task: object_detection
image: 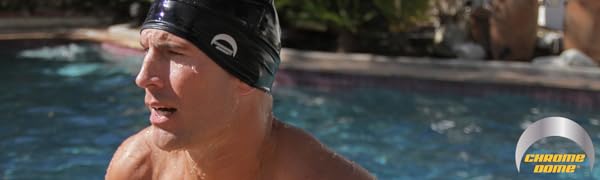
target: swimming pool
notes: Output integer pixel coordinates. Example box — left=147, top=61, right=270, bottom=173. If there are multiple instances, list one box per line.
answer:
left=1, top=42, right=599, bottom=179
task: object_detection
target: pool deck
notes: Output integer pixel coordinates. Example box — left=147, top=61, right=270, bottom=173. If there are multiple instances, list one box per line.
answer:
left=2, top=18, right=600, bottom=93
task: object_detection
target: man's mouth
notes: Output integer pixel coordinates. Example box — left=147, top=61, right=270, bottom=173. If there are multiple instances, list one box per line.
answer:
left=153, top=107, right=178, bottom=116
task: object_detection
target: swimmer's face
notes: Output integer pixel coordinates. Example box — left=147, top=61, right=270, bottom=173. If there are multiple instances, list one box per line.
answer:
left=137, top=29, right=241, bottom=150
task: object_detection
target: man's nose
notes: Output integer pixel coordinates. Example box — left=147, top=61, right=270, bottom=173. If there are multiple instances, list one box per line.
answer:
left=135, top=50, right=165, bottom=89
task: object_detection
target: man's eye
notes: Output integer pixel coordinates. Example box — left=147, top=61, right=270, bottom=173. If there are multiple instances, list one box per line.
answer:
left=169, top=50, right=183, bottom=56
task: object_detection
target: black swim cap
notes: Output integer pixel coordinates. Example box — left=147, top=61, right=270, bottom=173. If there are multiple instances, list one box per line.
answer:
left=141, top=0, right=282, bottom=92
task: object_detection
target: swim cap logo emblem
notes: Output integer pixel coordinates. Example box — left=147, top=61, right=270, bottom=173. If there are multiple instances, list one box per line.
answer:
left=515, top=117, right=595, bottom=173
left=211, top=34, right=238, bottom=58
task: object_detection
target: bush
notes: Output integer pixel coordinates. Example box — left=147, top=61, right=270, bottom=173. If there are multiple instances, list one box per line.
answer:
left=372, top=0, right=431, bottom=32
left=0, top=0, right=151, bottom=23
left=0, top=0, right=435, bottom=55
left=276, top=0, right=432, bottom=52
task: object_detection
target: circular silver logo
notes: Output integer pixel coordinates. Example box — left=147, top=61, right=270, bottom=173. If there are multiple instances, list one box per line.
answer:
left=211, top=34, right=238, bottom=58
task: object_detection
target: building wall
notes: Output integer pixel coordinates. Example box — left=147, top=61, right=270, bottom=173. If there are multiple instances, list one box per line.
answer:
left=538, top=0, right=566, bottom=30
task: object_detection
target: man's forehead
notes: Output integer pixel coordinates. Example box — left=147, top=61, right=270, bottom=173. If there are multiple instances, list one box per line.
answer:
left=141, top=29, right=191, bottom=47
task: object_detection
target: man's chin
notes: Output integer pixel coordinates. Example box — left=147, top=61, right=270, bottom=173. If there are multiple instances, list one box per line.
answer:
left=150, top=126, right=186, bottom=151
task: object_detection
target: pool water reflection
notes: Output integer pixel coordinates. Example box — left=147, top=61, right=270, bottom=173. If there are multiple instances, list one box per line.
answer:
left=1, top=43, right=599, bottom=179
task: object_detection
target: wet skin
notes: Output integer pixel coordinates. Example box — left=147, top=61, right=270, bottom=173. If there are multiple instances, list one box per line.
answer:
left=105, top=29, right=375, bottom=180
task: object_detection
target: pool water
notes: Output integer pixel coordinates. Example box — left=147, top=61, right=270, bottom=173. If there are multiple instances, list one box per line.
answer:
left=1, top=43, right=600, bottom=179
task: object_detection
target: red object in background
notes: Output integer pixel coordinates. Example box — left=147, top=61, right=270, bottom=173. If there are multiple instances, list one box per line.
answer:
left=489, top=0, right=538, bottom=61
left=564, top=0, right=600, bottom=63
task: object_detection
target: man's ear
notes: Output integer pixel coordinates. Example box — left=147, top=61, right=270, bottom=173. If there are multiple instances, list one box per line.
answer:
left=236, top=79, right=255, bottom=96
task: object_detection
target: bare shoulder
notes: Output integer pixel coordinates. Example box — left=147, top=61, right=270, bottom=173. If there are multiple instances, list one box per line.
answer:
left=105, top=126, right=153, bottom=180
left=269, top=121, right=376, bottom=180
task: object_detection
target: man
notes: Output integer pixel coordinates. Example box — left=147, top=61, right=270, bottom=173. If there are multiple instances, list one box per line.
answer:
left=105, top=0, right=375, bottom=179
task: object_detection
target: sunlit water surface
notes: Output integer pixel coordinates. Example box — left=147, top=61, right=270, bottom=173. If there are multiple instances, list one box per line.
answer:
left=1, top=43, right=600, bottom=179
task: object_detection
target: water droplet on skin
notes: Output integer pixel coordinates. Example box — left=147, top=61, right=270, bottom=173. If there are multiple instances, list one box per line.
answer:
left=150, top=77, right=160, bottom=82
left=171, top=63, right=184, bottom=74
left=175, top=63, right=183, bottom=68
left=192, top=66, right=199, bottom=74
left=351, top=164, right=358, bottom=172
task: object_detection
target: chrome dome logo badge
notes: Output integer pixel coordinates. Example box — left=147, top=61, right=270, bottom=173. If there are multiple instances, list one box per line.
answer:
left=515, top=117, right=595, bottom=173
left=211, top=34, right=238, bottom=58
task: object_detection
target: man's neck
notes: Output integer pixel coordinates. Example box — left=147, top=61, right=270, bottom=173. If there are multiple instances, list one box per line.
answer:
left=176, top=96, right=275, bottom=180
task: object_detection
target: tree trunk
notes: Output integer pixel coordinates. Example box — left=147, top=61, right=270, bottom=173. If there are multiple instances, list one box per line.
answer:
left=564, top=0, right=600, bottom=63
left=336, top=29, right=355, bottom=53
left=489, top=0, right=538, bottom=61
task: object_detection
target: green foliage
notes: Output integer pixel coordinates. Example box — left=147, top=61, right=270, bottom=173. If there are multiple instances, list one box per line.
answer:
left=276, top=0, right=432, bottom=33
left=372, top=0, right=431, bottom=32
left=0, top=0, right=150, bottom=15
left=276, top=0, right=376, bottom=33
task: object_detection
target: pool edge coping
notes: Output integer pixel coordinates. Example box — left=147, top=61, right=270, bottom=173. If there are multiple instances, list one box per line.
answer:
left=2, top=24, right=600, bottom=92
